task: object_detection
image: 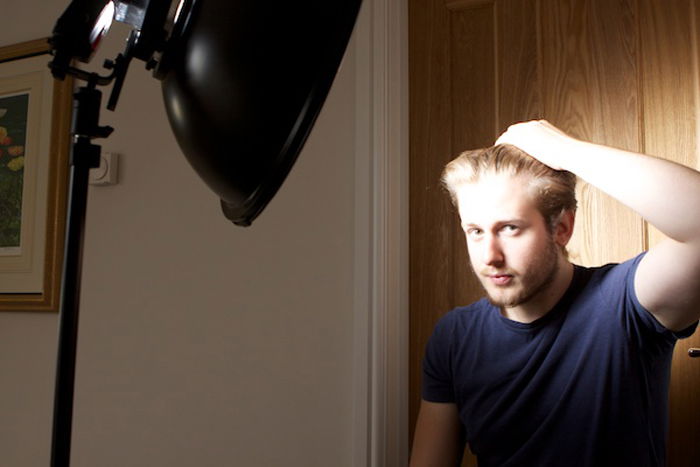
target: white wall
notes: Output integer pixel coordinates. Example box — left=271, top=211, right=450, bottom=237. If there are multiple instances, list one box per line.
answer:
left=0, top=1, right=384, bottom=466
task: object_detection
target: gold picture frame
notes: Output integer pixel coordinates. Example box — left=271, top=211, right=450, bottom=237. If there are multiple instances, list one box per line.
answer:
left=0, top=39, right=72, bottom=312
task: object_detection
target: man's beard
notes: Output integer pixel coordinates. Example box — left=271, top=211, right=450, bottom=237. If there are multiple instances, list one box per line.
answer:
left=474, top=238, right=560, bottom=309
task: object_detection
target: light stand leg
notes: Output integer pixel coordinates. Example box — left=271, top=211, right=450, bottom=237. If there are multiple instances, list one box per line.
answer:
left=50, top=86, right=108, bottom=467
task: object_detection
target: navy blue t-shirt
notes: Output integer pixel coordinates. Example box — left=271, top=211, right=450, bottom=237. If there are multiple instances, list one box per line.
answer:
left=422, top=254, right=697, bottom=467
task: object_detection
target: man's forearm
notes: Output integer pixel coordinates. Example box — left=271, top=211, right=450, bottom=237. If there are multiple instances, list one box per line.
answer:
left=410, top=400, right=463, bottom=467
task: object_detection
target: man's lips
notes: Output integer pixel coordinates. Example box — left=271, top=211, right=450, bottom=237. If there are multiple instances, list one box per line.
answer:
left=487, top=274, right=513, bottom=286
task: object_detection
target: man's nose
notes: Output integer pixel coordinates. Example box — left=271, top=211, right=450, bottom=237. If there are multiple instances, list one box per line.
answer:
left=483, top=234, right=504, bottom=267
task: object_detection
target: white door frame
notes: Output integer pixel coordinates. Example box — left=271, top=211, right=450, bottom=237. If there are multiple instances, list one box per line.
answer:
left=353, top=0, right=409, bottom=465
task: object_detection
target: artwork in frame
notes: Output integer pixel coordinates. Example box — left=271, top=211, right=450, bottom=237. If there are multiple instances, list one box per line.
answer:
left=0, top=39, right=72, bottom=312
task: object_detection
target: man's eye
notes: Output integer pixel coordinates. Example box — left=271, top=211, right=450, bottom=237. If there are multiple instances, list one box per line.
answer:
left=502, top=225, right=519, bottom=234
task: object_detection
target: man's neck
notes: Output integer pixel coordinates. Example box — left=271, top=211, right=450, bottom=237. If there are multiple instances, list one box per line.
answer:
left=502, top=259, right=574, bottom=324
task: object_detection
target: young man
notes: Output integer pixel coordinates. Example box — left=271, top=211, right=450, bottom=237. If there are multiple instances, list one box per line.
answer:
left=410, top=120, right=700, bottom=466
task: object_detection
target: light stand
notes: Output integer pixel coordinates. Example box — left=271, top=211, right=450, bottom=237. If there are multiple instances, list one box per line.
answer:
left=50, top=85, right=111, bottom=467
left=46, top=0, right=362, bottom=465
left=48, top=5, right=142, bottom=462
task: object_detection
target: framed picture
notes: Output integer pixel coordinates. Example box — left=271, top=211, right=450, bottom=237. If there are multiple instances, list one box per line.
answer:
left=0, top=39, right=72, bottom=312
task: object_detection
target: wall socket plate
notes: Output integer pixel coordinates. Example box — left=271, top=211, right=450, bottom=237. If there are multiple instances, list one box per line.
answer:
left=89, top=152, right=119, bottom=185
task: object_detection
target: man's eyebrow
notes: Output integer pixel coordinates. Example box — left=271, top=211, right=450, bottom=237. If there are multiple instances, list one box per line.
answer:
left=461, top=219, right=528, bottom=230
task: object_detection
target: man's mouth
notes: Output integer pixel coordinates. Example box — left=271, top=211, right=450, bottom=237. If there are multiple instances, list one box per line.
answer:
left=488, top=274, right=513, bottom=286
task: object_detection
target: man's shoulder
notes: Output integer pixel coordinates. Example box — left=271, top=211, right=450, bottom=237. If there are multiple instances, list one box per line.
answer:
left=571, top=253, right=645, bottom=294
left=579, top=252, right=645, bottom=272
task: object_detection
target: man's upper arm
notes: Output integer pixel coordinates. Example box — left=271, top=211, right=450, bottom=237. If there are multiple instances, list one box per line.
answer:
left=635, top=238, right=700, bottom=332
left=410, top=400, right=463, bottom=467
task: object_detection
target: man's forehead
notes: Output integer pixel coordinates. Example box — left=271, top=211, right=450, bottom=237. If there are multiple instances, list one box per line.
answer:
left=455, top=172, right=533, bottom=201
left=455, top=174, right=539, bottom=223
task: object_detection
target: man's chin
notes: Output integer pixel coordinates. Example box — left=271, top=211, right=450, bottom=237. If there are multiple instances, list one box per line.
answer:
left=486, top=294, right=521, bottom=308
left=482, top=284, right=522, bottom=308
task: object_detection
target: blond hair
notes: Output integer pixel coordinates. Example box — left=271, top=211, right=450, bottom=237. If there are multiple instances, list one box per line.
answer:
left=442, top=144, right=577, bottom=232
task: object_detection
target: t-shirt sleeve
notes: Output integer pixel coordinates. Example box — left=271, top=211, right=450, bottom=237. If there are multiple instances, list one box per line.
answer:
left=614, top=253, right=698, bottom=341
left=422, top=312, right=457, bottom=403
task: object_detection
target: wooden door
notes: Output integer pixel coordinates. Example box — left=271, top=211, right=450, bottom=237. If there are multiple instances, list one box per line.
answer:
left=409, top=0, right=700, bottom=465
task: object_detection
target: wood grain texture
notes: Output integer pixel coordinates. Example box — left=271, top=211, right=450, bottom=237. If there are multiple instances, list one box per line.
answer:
left=497, top=0, right=542, bottom=128
left=408, top=0, right=458, bottom=448
left=539, top=0, right=644, bottom=266
left=445, top=0, right=494, bottom=11
left=638, top=1, right=700, bottom=465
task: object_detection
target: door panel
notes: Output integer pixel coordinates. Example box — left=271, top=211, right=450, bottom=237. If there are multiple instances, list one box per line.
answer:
left=409, top=1, right=700, bottom=465
left=535, top=0, right=645, bottom=265
left=638, top=2, right=700, bottom=465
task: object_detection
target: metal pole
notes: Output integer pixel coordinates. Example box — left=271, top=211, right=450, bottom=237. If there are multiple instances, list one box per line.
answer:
left=50, top=86, right=107, bottom=467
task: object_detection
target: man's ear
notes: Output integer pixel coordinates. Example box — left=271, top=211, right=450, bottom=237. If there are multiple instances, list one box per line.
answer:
left=554, top=210, right=575, bottom=247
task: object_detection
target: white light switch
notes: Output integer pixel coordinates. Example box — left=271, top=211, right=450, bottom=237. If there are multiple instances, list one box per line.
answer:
left=89, top=152, right=119, bottom=185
